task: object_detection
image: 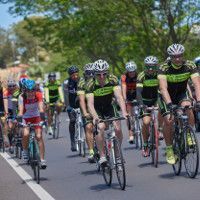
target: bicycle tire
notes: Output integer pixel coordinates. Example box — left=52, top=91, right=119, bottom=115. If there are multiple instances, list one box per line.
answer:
left=102, top=141, right=112, bottom=186
left=172, top=125, right=182, bottom=175
left=0, top=125, right=5, bottom=153
left=52, top=112, right=56, bottom=139
left=55, top=114, right=60, bottom=139
left=113, top=138, right=126, bottom=190
left=183, top=125, right=199, bottom=178
left=34, top=139, right=41, bottom=184
left=153, top=123, right=159, bottom=168
left=135, top=119, right=142, bottom=150
left=150, top=124, right=155, bottom=165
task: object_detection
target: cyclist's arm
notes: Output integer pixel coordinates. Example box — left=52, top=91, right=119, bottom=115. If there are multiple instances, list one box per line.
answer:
left=121, top=76, right=127, bottom=101
left=136, top=84, right=143, bottom=105
left=158, top=75, right=172, bottom=104
left=18, top=95, right=24, bottom=116
left=44, top=87, right=49, bottom=103
left=78, top=93, right=88, bottom=116
left=191, top=75, right=200, bottom=101
left=86, top=93, right=98, bottom=119
left=113, top=86, right=127, bottom=116
left=58, top=85, right=64, bottom=103
left=38, top=101, right=44, bottom=113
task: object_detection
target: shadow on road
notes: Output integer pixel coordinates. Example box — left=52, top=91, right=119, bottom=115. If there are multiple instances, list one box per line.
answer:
left=138, top=160, right=166, bottom=168
left=21, top=177, right=49, bottom=184
left=89, top=183, right=120, bottom=191
left=123, top=146, right=136, bottom=151
left=81, top=169, right=100, bottom=176
left=66, top=154, right=80, bottom=158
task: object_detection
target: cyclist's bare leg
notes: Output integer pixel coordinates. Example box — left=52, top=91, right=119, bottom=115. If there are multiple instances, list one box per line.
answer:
left=126, top=103, right=134, bottom=139
left=47, top=106, right=53, bottom=127
left=96, top=122, right=106, bottom=157
left=113, top=120, right=123, bottom=144
left=181, top=100, right=195, bottom=127
left=22, top=127, right=29, bottom=150
left=35, top=128, right=45, bottom=160
left=85, top=122, right=94, bottom=151
left=162, top=114, right=173, bottom=146
left=142, top=116, right=151, bottom=143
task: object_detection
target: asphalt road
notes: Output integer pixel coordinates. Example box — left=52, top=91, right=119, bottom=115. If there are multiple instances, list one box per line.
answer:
left=1, top=112, right=200, bottom=200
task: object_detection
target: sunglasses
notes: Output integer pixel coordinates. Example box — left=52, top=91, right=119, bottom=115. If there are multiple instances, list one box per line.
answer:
left=85, top=71, right=94, bottom=76
left=95, top=72, right=107, bottom=77
left=170, top=54, right=183, bottom=59
left=144, top=66, right=158, bottom=70
left=8, top=85, right=16, bottom=88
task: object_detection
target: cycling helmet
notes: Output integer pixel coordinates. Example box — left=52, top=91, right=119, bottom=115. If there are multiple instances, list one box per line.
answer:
left=48, top=72, right=56, bottom=79
left=84, top=63, right=94, bottom=72
left=24, top=79, right=36, bottom=91
left=194, top=56, right=200, bottom=66
left=125, top=61, right=137, bottom=72
left=93, top=59, right=109, bottom=72
left=144, top=56, right=158, bottom=65
left=68, top=65, right=79, bottom=75
left=19, top=78, right=28, bottom=89
left=7, top=79, right=17, bottom=87
left=167, top=44, right=185, bottom=56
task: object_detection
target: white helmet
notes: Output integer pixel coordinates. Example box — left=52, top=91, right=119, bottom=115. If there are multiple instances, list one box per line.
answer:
left=84, top=63, right=94, bottom=72
left=167, top=43, right=185, bottom=56
left=94, top=59, right=109, bottom=72
left=7, top=79, right=17, bottom=87
left=144, top=56, right=158, bottom=65
left=125, top=61, right=137, bottom=72
left=194, top=56, right=200, bottom=65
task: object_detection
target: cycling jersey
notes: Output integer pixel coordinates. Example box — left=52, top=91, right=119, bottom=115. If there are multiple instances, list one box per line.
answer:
left=86, top=74, right=119, bottom=118
left=44, top=80, right=64, bottom=103
left=18, top=92, right=43, bottom=119
left=64, top=78, right=79, bottom=108
left=158, top=60, right=199, bottom=101
left=137, top=71, right=159, bottom=100
left=121, top=73, right=137, bottom=101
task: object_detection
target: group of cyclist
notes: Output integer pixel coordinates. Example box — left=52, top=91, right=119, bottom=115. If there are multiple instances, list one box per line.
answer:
left=0, top=42, right=200, bottom=173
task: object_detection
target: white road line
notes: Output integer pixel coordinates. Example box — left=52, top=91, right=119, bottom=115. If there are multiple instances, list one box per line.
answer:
left=0, top=152, right=55, bottom=200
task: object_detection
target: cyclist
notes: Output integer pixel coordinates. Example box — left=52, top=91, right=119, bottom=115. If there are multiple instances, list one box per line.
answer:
left=121, top=61, right=137, bottom=144
left=86, top=59, right=128, bottom=166
left=64, top=66, right=80, bottom=151
left=44, top=72, right=64, bottom=135
left=77, top=63, right=95, bottom=162
left=136, top=56, right=159, bottom=157
left=3, top=79, right=20, bottom=153
left=158, top=43, right=200, bottom=165
left=17, top=79, right=47, bottom=169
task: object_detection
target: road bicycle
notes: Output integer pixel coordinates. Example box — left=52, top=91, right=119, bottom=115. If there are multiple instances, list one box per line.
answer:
left=49, top=103, right=61, bottom=139
left=74, top=108, right=86, bottom=157
left=146, top=106, right=159, bottom=168
left=95, top=117, right=126, bottom=190
left=171, top=105, right=199, bottom=178
left=131, top=100, right=143, bottom=149
left=19, top=122, right=44, bottom=184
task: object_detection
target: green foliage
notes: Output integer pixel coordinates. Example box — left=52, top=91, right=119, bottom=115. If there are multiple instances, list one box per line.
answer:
left=1, top=0, right=199, bottom=76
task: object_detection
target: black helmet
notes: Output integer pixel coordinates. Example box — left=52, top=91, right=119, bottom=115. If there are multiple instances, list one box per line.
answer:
left=48, top=72, right=56, bottom=79
left=68, top=65, right=79, bottom=75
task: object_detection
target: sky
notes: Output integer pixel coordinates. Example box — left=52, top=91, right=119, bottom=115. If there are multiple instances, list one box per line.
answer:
left=0, top=3, right=23, bottom=29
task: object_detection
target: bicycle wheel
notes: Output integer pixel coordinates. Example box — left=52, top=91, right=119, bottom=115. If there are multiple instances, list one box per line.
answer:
left=34, top=140, right=41, bottom=184
left=172, top=126, right=182, bottom=175
left=102, top=141, right=112, bottom=186
left=136, top=119, right=142, bottom=150
left=113, top=138, right=126, bottom=190
left=93, top=145, right=100, bottom=172
left=52, top=112, right=56, bottom=139
left=153, top=123, right=159, bottom=168
left=184, top=126, right=199, bottom=178
left=0, top=124, right=4, bottom=153
left=150, top=124, right=155, bottom=165
left=55, top=114, right=60, bottom=139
